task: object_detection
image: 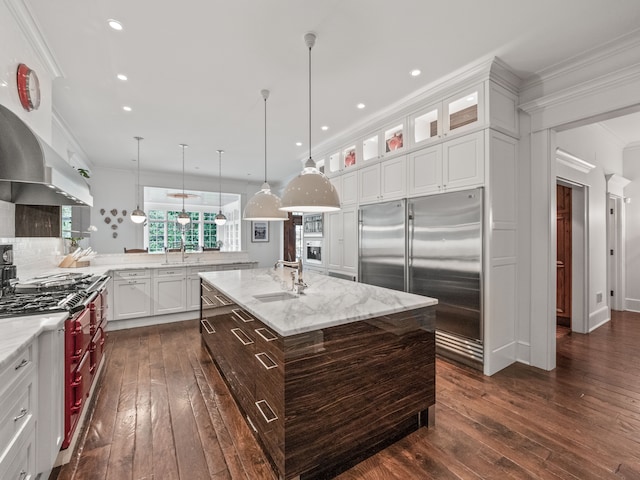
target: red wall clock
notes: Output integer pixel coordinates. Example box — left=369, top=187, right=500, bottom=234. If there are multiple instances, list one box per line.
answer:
left=16, top=63, right=41, bottom=111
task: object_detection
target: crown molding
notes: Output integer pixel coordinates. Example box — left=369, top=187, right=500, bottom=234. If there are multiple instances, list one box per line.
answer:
left=4, top=0, right=64, bottom=77
left=555, top=148, right=595, bottom=174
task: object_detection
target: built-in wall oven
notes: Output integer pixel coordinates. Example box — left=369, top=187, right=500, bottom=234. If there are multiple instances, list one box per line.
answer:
left=304, top=239, right=323, bottom=265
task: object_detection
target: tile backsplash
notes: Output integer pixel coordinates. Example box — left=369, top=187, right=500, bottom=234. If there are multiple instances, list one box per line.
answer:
left=0, top=237, right=64, bottom=277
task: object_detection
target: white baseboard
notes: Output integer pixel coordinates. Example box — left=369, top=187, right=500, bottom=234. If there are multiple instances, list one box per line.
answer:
left=107, top=311, right=199, bottom=331
left=589, top=305, right=610, bottom=332
left=516, top=341, right=531, bottom=365
left=625, top=298, right=640, bottom=312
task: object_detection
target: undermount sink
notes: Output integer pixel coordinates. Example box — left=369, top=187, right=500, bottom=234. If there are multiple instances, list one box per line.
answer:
left=253, top=291, right=298, bottom=303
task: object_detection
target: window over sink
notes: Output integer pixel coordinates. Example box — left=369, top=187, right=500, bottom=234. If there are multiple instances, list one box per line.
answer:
left=143, top=187, right=242, bottom=253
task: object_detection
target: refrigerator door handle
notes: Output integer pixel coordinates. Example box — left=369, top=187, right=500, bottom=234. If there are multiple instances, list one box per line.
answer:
left=407, top=203, right=414, bottom=292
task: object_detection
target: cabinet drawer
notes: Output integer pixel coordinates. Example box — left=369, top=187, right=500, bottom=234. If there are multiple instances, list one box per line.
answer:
left=201, top=282, right=234, bottom=308
left=0, top=343, right=34, bottom=399
left=156, top=267, right=185, bottom=277
left=253, top=384, right=284, bottom=471
left=112, top=269, right=150, bottom=280
left=0, top=375, right=34, bottom=461
left=0, top=418, right=35, bottom=480
left=188, top=265, right=218, bottom=275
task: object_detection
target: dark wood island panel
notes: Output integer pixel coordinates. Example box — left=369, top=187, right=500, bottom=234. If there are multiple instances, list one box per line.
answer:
left=200, top=279, right=436, bottom=480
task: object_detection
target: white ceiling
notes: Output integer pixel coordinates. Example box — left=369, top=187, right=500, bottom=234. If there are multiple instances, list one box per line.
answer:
left=25, top=0, right=640, bottom=186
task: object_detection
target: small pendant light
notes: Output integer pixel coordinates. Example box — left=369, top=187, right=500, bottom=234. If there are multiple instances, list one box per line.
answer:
left=215, top=149, right=227, bottom=226
left=130, top=136, right=147, bottom=223
left=280, top=32, right=340, bottom=213
left=243, top=89, right=288, bottom=221
left=177, top=143, right=191, bottom=226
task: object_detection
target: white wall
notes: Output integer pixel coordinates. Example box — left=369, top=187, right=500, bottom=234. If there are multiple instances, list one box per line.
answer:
left=88, top=166, right=281, bottom=267
left=556, top=123, right=625, bottom=330
left=623, top=145, right=640, bottom=311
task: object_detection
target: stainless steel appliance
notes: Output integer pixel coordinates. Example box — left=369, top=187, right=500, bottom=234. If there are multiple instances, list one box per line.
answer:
left=359, top=188, right=483, bottom=368
left=304, top=239, right=323, bottom=265
left=0, top=244, right=16, bottom=297
left=0, top=243, right=13, bottom=264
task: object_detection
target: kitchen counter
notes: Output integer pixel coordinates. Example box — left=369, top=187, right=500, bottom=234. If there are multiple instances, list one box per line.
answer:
left=199, top=267, right=436, bottom=336
left=0, top=312, right=67, bottom=370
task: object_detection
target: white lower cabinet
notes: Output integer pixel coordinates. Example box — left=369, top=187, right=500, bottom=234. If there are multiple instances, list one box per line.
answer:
left=0, top=341, right=37, bottom=478
left=113, top=274, right=152, bottom=320
left=152, top=267, right=186, bottom=315
left=327, top=206, right=358, bottom=276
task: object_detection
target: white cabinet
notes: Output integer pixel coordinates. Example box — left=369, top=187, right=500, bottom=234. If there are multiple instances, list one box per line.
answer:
left=152, top=267, right=186, bottom=315
left=113, top=269, right=152, bottom=320
left=408, top=131, right=484, bottom=196
left=36, top=318, right=65, bottom=479
left=331, top=170, right=358, bottom=206
left=409, top=84, right=485, bottom=148
left=327, top=206, right=358, bottom=275
left=187, top=266, right=219, bottom=311
left=358, top=156, right=406, bottom=204
left=0, top=341, right=37, bottom=478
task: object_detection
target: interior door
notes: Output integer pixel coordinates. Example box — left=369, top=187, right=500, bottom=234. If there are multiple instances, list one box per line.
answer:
left=556, top=184, right=572, bottom=327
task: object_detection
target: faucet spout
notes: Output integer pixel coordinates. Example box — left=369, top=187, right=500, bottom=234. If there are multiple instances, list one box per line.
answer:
left=274, top=259, right=307, bottom=294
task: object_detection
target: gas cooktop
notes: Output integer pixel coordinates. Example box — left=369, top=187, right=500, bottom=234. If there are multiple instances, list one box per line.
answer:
left=0, top=273, right=109, bottom=319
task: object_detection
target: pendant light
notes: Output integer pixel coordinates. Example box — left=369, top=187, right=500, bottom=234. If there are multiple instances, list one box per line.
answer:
left=177, top=144, right=191, bottom=226
left=215, top=149, right=227, bottom=226
left=130, top=136, right=147, bottom=223
left=243, top=89, right=288, bottom=221
left=280, top=32, right=340, bottom=213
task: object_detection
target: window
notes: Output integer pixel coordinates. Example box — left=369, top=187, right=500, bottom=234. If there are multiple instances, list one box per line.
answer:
left=61, top=206, right=73, bottom=239
left=143, top=187, right=242, bottom=253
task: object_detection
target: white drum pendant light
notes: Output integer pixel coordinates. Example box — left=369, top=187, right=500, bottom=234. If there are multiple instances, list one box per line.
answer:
left=130, top=136, right=147, bottom=223
left=177, top=144, right=191, bottom=226
left=280, top=32, right=340, bottom=213
left=215, top=150, right=227, bottom=226
left=243, top=89, right=288, bottom=221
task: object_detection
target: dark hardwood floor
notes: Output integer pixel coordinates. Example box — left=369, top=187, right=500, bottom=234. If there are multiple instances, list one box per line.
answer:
left=53, top=311, right=640, bottom=480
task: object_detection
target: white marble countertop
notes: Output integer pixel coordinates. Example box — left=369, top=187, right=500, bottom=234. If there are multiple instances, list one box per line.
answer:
left=0, top=312, right=68, bottom=371
left=199, top=268, right=437, bottom=336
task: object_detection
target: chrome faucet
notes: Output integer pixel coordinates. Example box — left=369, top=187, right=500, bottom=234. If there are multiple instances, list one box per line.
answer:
left=274, top=259, right=307, bottom=294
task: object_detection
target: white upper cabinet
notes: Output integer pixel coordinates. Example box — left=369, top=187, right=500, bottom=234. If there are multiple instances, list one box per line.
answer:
left=443, top=85, right=484, bottom=137
left=408, top=131, right=485, bottom=196
left=359, top=156, right=406, bottom=204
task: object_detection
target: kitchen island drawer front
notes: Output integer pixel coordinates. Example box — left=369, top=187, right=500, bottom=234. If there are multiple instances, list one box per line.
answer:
left=0, top=342, right=34, bottom=399
left=201, top=281, right=234, bottom=308
left=113, top=269, right=150, bottom=280
left=0, top=374, right=35, bottom=461
left=253, top=383, right=284, bottom=473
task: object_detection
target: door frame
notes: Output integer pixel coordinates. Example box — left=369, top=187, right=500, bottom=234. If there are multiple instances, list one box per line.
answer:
left=607, top=193, right=626, bottom=312
left=557, top=178, right=589, bottom=334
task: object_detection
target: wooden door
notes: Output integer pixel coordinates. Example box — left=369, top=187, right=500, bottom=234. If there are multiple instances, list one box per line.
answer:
left=283, top=214, right=302, bottom=262
left=556, top=184, right=572, bottom=327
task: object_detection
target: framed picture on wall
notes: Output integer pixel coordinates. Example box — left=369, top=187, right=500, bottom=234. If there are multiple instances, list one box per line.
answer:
left=251, top=221, right=269, bottom=242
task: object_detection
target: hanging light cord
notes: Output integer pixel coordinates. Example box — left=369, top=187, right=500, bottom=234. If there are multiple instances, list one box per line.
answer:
left=264, top=93, right=268, bottom=183
left=308, top=41, right=312, bottom=163
left=135, top=136, right=142, bottom=206
left=181, top=145, right=186, bottom=211
left=218, top=151, right=223, bottom=213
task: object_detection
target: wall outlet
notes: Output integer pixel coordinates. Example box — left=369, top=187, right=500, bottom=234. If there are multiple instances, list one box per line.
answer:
left=596, top=292, right=603, bottom=303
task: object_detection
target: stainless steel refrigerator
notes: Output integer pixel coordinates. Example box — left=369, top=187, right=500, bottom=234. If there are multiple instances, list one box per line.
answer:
left=359, top=188, right=483, bottom=368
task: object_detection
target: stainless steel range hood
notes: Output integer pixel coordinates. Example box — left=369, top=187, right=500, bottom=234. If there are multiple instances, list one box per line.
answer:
left=0, top=104, right=93, bottom=206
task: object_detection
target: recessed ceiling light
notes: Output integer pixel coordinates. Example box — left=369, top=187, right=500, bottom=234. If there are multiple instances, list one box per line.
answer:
left=117, top=74, right=128, bottom=81
left=357, top=103, right=366, bottom=109
left=122, top=106, right=132, bottom=112
left=410, top=69, right=421, bottom=77
left=295, top=142, right=302, bottom=146
left=108, top=19, right=123, bottom=31
left=321, top=126, right=329, bottom=131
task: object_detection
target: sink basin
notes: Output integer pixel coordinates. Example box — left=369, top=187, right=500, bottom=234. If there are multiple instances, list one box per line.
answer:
left=253, top=291, right=298, bottom=303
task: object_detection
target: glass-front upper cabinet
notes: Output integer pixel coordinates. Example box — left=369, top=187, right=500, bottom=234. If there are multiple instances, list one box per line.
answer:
left=411, top=104, right=441, bottom=146
left=444, top=85, right=484, bottom=135
left=362, top=134, right=379, bottom=162
left=328, top=151, right=341, bottom=175
left=384, top=123, right=404, bottom=154
left=316, top=158, right=325, bottom=174
left=342, top=145, right=357, bottom=169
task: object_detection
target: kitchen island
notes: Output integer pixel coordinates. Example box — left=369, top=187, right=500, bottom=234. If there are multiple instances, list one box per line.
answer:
left=199, top=267, right=437, bottom=480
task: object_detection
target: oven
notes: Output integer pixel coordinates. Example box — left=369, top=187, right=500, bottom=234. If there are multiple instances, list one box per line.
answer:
left=0, top=272, right=111, bottom=450
left=304, top=239, right=323, bottom=265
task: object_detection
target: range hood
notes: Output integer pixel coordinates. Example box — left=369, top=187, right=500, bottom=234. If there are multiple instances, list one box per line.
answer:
left=0, top=104, right=93, bottom=206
